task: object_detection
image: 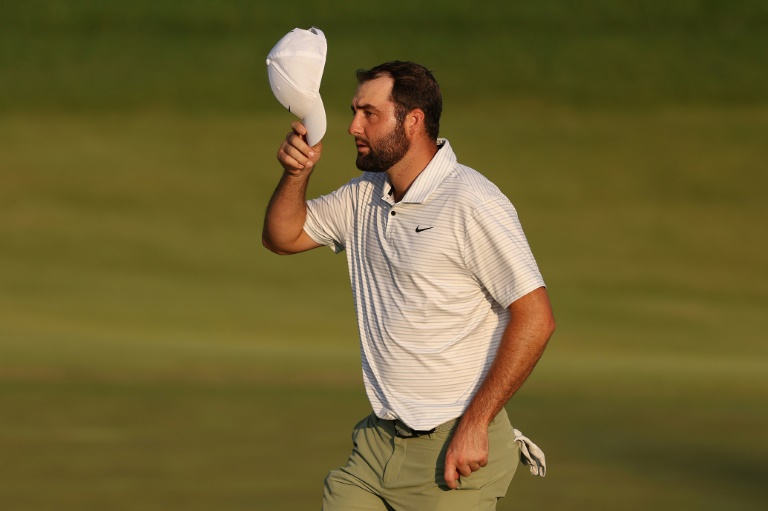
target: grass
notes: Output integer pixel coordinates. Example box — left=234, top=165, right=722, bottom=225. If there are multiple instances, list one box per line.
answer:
left=1, top=1, right=767, bottom=509
left=1, top=1, right=767, bottom=111
left=2, top=105, right=766, bottom=510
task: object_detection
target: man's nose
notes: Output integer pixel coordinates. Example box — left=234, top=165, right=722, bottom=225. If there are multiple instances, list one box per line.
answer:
left=349, top=114, right=363, bottom=136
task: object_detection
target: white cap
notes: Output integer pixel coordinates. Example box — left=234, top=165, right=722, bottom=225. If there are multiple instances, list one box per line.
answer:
left=266, top=27, right=327, bottom=146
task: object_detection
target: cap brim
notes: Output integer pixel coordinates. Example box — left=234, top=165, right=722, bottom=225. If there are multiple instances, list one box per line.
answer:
left=303, top=98, right=326, bottom=147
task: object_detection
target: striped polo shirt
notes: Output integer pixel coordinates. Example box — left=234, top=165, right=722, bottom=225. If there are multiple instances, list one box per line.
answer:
left=304, top=139, right=545, bottom=430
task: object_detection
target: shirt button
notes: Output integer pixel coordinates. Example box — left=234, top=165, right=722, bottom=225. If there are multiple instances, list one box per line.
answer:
left=390, top=211, right=396, bottom=216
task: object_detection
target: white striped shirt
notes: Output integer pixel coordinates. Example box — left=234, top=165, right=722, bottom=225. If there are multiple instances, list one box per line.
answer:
left=304, top=139, right=545, bottom=430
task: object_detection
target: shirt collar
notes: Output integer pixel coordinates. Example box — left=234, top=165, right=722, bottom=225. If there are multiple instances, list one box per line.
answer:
left=381, top=138, right=456, bottom=204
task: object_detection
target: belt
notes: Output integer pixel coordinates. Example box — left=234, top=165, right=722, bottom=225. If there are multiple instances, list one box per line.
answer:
left=393, top=417, right=460, bottom=438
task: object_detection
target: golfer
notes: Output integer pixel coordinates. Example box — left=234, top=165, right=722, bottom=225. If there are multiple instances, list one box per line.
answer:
left=262, top=60, right=555, bottom=511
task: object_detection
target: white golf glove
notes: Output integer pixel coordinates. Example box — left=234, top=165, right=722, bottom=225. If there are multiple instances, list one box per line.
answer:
left=513, top=429, right=547, bottom=477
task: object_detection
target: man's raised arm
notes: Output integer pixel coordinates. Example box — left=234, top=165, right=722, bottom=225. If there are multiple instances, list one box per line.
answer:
left=262, top=121, right=324, bottom=255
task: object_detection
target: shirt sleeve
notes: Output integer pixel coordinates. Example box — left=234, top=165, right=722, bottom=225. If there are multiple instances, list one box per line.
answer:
left=303, top=180, right=356, bottom=254
left=463, top=197, right=546, bottom=308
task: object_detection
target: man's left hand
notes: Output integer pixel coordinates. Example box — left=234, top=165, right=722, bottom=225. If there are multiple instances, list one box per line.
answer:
left=443, top=422, right=489, bottom=489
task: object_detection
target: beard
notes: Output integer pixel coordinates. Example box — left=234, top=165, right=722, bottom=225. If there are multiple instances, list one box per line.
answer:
left=355, top=121, right=410, bottom=173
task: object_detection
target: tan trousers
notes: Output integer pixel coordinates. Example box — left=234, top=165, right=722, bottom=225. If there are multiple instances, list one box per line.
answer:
left=322, top=408, right=519, bottom=511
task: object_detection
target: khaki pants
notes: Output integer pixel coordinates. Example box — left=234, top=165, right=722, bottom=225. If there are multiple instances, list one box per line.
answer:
left=322, top=408, right=519, bottom=511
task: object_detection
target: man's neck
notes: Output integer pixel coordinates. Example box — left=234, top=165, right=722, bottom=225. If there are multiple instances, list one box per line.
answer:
left=387, top=140, right=439, bottom=202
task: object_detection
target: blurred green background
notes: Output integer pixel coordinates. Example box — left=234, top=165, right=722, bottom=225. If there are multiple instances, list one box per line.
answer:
left=1, top=1, right=767, bottom=509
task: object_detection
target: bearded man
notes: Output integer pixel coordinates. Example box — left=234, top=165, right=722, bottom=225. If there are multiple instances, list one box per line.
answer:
left=262, top=60, right=555, bottom=511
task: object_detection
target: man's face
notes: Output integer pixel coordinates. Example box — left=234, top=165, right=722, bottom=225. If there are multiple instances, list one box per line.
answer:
left=349, top=76, right=410, bottom=173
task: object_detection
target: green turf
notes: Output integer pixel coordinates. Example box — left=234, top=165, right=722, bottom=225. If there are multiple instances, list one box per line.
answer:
left=1, top=1, right=767, bottom=509
left=2, top=0, right=767, bottom=111
left=2, top=106, right=766, bottom=510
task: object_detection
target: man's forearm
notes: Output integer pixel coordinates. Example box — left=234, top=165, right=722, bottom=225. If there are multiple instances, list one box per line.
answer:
left=263, top=121, right=323, bottom=255
left=262, top=171, right=312, bottom=254
left=461, top=287, right=555, bottom=428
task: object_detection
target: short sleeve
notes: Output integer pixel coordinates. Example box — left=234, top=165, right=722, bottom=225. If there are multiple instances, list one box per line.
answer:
left=463, top=197, right=545, bottom=307
left=304, top=181, right=356, bottom=254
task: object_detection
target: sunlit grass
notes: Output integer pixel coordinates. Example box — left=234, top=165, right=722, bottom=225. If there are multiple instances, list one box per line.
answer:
left=1, top=105, right=766, bottom=510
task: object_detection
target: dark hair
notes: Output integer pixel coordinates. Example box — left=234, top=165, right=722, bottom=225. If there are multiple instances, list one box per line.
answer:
left=355, top=61, right=442, bottom=141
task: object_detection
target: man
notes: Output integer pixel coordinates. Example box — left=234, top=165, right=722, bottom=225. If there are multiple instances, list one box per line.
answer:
left=262, top=61, right=555, bottom=511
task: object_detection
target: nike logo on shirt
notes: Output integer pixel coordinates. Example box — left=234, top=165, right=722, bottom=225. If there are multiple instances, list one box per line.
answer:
left=415, top=226, right=434, bottom=233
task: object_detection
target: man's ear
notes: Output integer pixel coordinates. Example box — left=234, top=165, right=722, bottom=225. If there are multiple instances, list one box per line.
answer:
left=404, top=108, right=426, bottom=137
